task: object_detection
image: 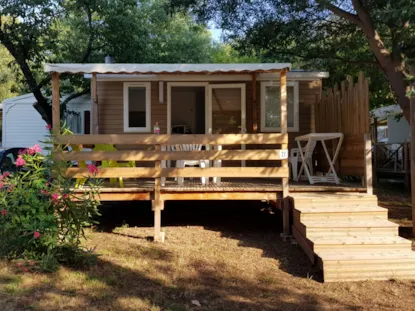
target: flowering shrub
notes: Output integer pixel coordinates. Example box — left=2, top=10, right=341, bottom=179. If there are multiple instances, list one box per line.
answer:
left=0, top=126, right=101, bottom=270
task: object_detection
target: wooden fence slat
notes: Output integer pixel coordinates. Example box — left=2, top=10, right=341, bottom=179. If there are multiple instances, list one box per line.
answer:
left=55, top=133, right=288, bottom=145
left=59, top=149, right=287, bottom=162
left=66, top=167, right=290, bottom=178
left=340, top=80, right=346, bottom=133
left=315, top=72, right=370, bottom=180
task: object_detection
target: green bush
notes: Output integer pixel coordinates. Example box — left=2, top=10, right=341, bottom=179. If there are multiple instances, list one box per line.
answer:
left=0, top=127, right=101, bottom=271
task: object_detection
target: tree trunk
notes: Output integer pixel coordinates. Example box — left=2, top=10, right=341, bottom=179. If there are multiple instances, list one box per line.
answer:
left=351, top=0, right=410, bottom=121
left=409, top=67, right=415, bottom=237
left=0, top=35, right=53, bottom=124
left=379, top=62, right=410, bottom=122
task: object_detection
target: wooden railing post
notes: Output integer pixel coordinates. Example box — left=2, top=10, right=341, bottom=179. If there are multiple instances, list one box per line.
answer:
left=91, top=73, right=99, bottom=134
left=52, top=72, right=60, bottom=133
left=153, top=143, right=164, bottom=242
left=280, top=69, right=291, bottom=237
left=364, top=133, right=373, bottom=195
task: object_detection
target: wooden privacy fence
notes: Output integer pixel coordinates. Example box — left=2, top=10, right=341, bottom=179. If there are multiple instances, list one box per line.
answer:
left=314, top=72, right=372, bottom=192
left=56, top=133, right=289, bottom=181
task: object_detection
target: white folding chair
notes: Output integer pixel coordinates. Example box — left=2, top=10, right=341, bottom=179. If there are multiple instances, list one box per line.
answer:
left=289, top=140, right=316, bottom=181
left=172, top=144, right=208, bottom=186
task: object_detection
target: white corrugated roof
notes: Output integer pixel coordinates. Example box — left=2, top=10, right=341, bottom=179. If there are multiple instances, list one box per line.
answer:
left=44, top=63, right=291, bottom=74
left=371, top=104, right=402, bottom=120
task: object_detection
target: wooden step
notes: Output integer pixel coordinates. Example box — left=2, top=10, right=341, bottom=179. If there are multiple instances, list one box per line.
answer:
left=293, top=194, right=378, bottom=208
left=296, top=220, right=399, bottom=238
left=294, top=205, right=387, bottom=214
left=320, top=251, right=415, bottom=282
left=312, top=236, right=411, bottom=252
left=319, top=250, right=415, bottom=262
left=296, top=209, right=388, bottom=222
left=290, top=192, right=415, bottom=282
left=323, top=270, right=415, bottom=282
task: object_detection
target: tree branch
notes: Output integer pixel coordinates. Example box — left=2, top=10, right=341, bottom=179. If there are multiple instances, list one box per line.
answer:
left=321, top=2, right=362, bottom=27
left=269, top=48, right=379, bottom=66
left=61, top=89, right=90, bottom=108
left=80, top=3, right=94, bottom=63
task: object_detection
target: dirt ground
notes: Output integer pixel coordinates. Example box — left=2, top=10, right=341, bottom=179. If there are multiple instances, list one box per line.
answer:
left=1, top=187, right=415, bottom=311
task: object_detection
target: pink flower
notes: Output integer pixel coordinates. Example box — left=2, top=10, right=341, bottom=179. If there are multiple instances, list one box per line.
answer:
left=3, top=172, right=10, bottom=178
left=51, top=193, right=59, bottom=202
left=15, top=157, right=25, bottom=167
left=22, top=267, right=28, bottom=273
left=33, top=231, right=40, bottom=239
left=63, top=194, right=69, bottom=199
left=16, top=262, right=22, bottom=267
left=87, top=164, right=99, bottom=175
left=46, top=124, right=52, bottom=130
left=40, top=189, right=50, bottom=196
left=28, top=144, right=41, bottom=155
left=7, top=184, right=14, bottom=193
left=46, top=182, right=50, bottom=187
left=18, top=149, right=27, bottom=155
left=1, top=210, right=7, bottom=216
left=0, top=183, right=3, bottom=189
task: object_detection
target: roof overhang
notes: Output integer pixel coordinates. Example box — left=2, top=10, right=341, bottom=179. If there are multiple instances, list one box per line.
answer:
left=44, top=63, right=291, bottom=75
left=83, top=71, right=329, bottom=81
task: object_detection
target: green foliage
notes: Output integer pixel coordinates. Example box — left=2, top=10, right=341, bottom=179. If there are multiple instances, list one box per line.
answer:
left=0, top=128, right=101, bottom=271
left=210, top=44, right=259, bottom=63
left=0, top=0, right=219, bottom=122
left=169, top=0, right=415, bottom=110
left=0, top=45, right=23, bottom=102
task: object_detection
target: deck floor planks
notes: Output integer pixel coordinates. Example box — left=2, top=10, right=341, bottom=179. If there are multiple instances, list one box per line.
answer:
left=72, top=178, right=365, bottom=194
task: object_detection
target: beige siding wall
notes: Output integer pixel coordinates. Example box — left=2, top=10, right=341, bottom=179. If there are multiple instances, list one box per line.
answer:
left=97, top=79, right=321, bottom=144
left=97, top=81, right=168, bottom=134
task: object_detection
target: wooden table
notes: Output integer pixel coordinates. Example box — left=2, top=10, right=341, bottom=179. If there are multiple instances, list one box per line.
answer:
left=295, top=133, right=344, bottom=184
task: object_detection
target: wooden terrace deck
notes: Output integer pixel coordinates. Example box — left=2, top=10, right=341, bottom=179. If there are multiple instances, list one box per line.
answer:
left=73, top=179, right=366, bottom=199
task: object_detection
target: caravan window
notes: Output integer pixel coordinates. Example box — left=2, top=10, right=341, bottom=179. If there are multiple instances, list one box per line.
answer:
left=66, top=112, right=82, bottom=134
left=123, top=82, right=151, bottom=132
left=260, top=81, right=299, bottom=132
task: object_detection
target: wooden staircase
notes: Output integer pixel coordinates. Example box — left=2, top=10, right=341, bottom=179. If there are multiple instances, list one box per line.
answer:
left=291, top=193, right=415, bottom=282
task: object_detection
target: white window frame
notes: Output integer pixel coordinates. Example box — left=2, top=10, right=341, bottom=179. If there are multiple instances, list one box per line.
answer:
left=260, top=81, right=299, bottom=132
left=123, top=82, right=151, bottom=132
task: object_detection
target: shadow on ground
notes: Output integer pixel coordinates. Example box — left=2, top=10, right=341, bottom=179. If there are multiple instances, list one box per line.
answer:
left=6, top=246, right=357, bottom=311
left=96, top=200, right=321, bottom=280
left=1, top=201, right=376, bottom=311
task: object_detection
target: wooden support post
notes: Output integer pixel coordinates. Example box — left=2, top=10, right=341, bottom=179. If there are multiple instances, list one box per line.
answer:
left=280, top=69, right=290, bottom=237
left=364, top=133, right=373, bottom=195
left=91, top=73, right=99, bottom=134
left=52, top=72, right=60, bottom=133
left=153, top=144, right=165, bottom=242
left=252, top=73, right=258, bottom=133
left=410, top=72, right=415, bottom=237
left=373, top=117, right=378, bottom=185
left=153, top=200, right=164, bottom=242
left=282, top=197, right=291, bottom=239
left=280, top=69, right=289, bottom=198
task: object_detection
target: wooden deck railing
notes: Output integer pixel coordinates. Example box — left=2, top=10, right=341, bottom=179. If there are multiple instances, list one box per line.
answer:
left=55, top=133, right=289, bottom=181
left=374, top=142, right=410, bottom=174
